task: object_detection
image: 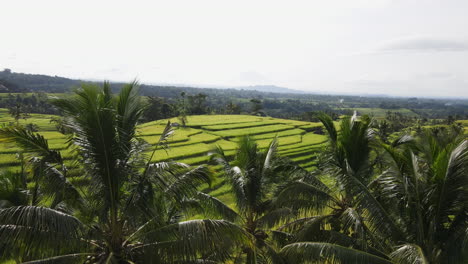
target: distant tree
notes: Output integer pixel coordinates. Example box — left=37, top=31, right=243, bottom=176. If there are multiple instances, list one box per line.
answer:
left=226, top=101, right=241, bottom=114
left=250, top=98, right=264, bottom=115
left=446, top=115, right=455, bottom=125
left=7, top=104, right=29, bottom=124
left=25, top=123, right=39, bottom=132
left=49, top=117, right=73, bottom=134
left=302, top=111, right=338, bottom=122
left=143, top=96, right=177, bottom=121
left=187, top=93, right=208, bottom=114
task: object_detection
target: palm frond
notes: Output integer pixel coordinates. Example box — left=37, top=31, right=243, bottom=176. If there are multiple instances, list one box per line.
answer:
left=389, top=244, right=428, bottom=264
left=208, top=144, right=232, bottom=171
left=390, top=134, right=414, bottom=148
left=134, top=219, right=252, bottom=263
left=276, top=181, right=334, bottom=212
left=293, top=215, right=333, bottom=242
left=0, top=206, right=85, bottom=259
left=316, top=112, right=338, bottom=144
left=257, top=207, right=294, bottom=229
left=22, top=253, right=93, bottom=264
left=431, top=140, right=468, bottom=231
left=165, top=165, right=212, bottom=200
left=280, top=242, right=393, bottom=264
left=31, top=161, right=82, bottom=208
left=116, top=81, right=145, bottom=160
left=0, top=126, right=62, bottom=163
left=195, top=192, right=240, bottom=222
left=264, top=137, right=279, bottom=169
left=144, top=121, right=175, bottom=176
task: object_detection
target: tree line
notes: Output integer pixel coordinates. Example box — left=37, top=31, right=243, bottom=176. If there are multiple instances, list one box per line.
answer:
left=2, top=69, right=468, bottom=120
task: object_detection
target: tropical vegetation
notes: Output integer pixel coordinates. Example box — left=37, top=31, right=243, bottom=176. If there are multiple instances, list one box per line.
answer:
left=0, top=81, right=466, bottom=263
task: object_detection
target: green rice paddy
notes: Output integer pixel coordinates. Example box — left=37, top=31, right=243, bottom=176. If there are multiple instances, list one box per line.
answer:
left=0, top=112, right=338, bottom=207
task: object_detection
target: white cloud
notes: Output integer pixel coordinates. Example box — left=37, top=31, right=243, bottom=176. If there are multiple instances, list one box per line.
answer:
left=378, top=36, right=468, bottom=52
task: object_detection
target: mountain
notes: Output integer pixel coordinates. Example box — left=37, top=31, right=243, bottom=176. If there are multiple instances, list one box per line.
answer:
left=0, top=78, right=30, bottom=93
left=233, top=85, right=306, bottom=94
left=0, top=69, right=80, bottom=93
left=0, top=69, right=309, bottom=96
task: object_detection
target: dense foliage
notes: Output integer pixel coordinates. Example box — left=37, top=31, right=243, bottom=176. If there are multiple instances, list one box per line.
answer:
left=0, top=81, right=467, bottom=263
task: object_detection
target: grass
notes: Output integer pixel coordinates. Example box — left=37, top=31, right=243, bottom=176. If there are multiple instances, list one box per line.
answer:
left=202, top=121, right=281, bottom=131
left=210, top=124, right=295, bottom=137
left=170, top=115, right=264, bottom=126
left=0, top=109, right=58, bottom=131
left=250, top=128, right=305, bottom=140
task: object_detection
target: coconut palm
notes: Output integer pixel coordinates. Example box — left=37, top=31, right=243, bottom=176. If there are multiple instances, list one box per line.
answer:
left=374, top=127, right=468, bottom=263
left=199, top=136, right=296, bottom=264
left=277, top=115, right=468, bottom=264
left=275, top=113, right=402, bottom=263
left=0, top=82, right=250, bottom=263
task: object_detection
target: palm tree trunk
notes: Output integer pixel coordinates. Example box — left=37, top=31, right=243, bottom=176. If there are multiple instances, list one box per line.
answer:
left=246, top=248, right=257, bottom=264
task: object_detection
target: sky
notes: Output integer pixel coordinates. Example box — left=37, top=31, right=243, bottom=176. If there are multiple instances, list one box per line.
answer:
left=1, top=0, right=468, bottom=97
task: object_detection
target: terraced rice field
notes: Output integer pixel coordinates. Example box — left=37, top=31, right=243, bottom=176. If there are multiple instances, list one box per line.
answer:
left=0, top=111, right=327, bottom=206
left=126, top=115, right=327, bottom=168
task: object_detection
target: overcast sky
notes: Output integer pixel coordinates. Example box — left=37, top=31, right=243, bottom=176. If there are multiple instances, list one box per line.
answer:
left=1, top=0, right=468, bottom=97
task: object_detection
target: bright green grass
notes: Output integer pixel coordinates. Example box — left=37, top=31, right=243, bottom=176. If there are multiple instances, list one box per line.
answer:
left=147, top=140, right=238, bottom=162
left=276, top=133, right=327, bottom=152
left=298, top=160, right=317, bottom=168
left=255, top=135, right=302, bottom=148
left=0, top=153, right=20, bottom=166
left=210, top=124, right=295, bottom=137
left=138, top=127, right=203, bottom=145
left=263, top=117, right=312, bottom=127
left=169, top=133, right=220, bottom=147
left=137, top=124, right=167, bottom=136
left=299, top=123, right=323, bottom=130
left=170, top=115, right=264, bottom=126
left=0, top=108, right=58, bottom=131
left=202, top=121, right=281, bottom=131
left=250, top=128, right=306, bottom=140
left=282, top=148, right=316, bottom=158
left=290, top=154, right=316, bottom=163
left=279, top=145, right=313, bottom=155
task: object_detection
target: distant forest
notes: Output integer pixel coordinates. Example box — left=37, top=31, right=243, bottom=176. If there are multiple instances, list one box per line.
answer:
left=1, top=68, right=468, bottom=120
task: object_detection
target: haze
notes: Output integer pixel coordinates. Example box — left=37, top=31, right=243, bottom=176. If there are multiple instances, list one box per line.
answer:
left=1, top=0, right=468, bottom=97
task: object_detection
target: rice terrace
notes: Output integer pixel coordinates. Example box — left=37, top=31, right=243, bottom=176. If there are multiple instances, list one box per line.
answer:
left=0, top=110, right=327, bottom=206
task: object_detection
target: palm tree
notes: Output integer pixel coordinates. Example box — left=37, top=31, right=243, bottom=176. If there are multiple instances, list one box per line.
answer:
left=374, top=126, right=468, bottom=263
left=199, top=136, right=296, bottom=264
left=0, top=170, right=28, bottom=208
left=0, top=82, right=250, bottom=263
left=277, top=115, right=468, bottom=264
left=275, top=113, right=401, bottom=263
